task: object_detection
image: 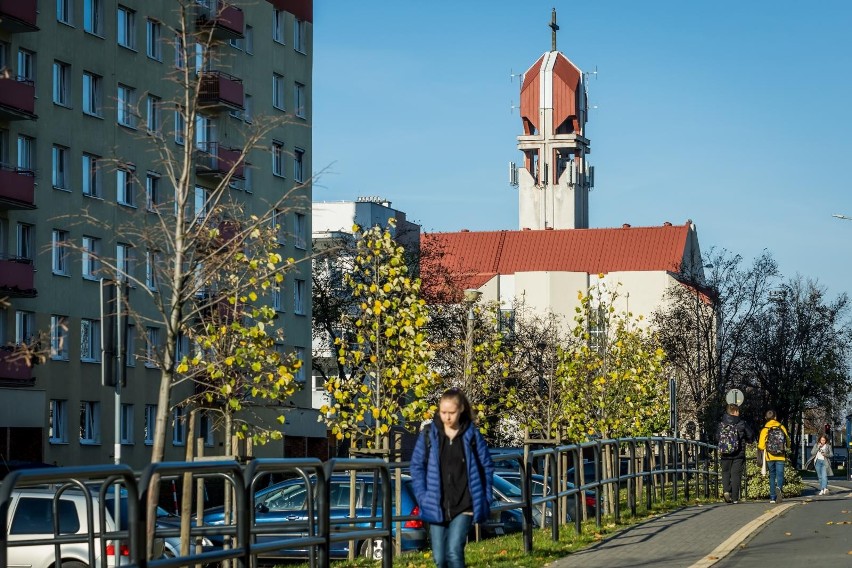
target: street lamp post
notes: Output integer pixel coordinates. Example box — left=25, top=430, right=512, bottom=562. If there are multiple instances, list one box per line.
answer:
left=462, top=289, right=482, bottom=392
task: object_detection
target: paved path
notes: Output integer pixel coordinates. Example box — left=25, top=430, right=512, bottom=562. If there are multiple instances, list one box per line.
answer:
left=549, top=478, right=852, bottom=568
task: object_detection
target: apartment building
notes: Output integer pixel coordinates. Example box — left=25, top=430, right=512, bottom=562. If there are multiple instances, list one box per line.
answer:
left=0, top=0, right=319, bottom=469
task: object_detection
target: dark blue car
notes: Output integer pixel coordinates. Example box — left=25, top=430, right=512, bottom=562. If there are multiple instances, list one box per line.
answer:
left=202, top=472, right=426, bottom=560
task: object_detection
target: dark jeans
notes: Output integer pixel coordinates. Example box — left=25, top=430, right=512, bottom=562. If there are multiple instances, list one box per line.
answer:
left=429, top=513, right=472, bottom=568
left=721, top=456, right=745, bottom=501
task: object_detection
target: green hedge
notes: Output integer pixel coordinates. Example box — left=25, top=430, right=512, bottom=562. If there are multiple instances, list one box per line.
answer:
left=742, top=446, right=803, bottom=500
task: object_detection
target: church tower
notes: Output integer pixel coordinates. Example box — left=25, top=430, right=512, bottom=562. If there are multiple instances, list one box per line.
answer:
left=512, top=10, right=593, bottom=230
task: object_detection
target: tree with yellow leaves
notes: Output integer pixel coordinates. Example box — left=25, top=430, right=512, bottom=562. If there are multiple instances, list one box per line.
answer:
left=321, top=220, right=437, bottom=453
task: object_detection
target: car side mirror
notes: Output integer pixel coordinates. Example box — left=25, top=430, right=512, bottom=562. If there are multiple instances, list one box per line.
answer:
left=256, top=503, right=269, bottom=514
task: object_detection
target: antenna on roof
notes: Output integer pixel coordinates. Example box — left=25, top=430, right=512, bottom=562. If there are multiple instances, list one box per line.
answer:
left=584, top=65, right=599, bottom=82
left=509, top=68, right=524, bottom=83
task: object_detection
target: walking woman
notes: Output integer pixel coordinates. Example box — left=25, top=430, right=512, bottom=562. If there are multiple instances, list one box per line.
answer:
left=410, top=388, right=494, bottom=568
left=811, top=433, right=834, bottom=495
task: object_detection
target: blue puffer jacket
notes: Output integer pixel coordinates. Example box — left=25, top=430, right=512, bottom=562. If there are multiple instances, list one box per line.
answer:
left=410, top=420, right=494, bottom=524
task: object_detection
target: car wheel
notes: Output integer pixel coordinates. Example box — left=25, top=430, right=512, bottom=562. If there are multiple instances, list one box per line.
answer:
left=359, top=537, right=393, bottom=560
left=161, top=548, right=175, bottom=558
left=60, top=562, right=88, bottom=568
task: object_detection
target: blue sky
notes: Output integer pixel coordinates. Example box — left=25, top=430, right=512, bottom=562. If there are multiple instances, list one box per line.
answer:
left=312, top=1, right=852, bottom=299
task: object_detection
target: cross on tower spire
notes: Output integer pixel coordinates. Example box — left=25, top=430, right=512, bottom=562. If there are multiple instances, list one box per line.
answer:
left=549, top=8, right=559, bottom=51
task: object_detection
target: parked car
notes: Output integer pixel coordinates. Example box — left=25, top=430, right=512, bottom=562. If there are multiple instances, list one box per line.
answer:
left=566, top=458, right=631, bottom=485
left=5, top=487, right=163, bottom=567
left=496, top=471, right=597, bottom=519
left=202, top=472, right=426, bottom=560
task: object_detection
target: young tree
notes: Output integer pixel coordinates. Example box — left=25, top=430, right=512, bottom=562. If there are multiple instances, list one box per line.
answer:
left=320, top=221, right=437, bottom=452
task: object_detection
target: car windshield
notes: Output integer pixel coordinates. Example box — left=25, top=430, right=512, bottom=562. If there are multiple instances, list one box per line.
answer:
left=492, top=474, right=523, bottom=498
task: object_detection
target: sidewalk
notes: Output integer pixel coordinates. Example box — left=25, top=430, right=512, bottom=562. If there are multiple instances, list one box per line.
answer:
left=546, top=478, right=852, bottom=568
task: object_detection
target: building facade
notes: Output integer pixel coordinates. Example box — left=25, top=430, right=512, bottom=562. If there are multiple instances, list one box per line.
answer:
left=0, top=0, right=316, bottom=468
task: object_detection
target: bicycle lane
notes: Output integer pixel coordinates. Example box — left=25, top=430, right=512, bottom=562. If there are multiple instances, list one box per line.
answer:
left=548, top=501, right=796, bottom=568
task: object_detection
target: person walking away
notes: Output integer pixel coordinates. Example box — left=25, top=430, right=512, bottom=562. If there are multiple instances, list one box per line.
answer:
left=758, top=410, right=789, bottom=503
left=811, top=433, right=834, bottom=495
left=718, top=404, right=754, bottom=503
left=410, top=388, right=494, bottom=568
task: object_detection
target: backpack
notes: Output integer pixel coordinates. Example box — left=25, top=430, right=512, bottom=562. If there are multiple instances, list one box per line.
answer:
left=765, top=426, right=786, bottom=455
left=718, top=422, right=740, bottom=455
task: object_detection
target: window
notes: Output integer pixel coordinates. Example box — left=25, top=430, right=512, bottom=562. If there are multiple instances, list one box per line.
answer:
left=50, top=315, right=69, bottom=360
left=10, top=497, right=80, bottom=535
left=245, top=25, right=254, bottom=54
left=146, top=19, right=162, bottom=60
left=143, top=405, right=157, bottom=444
left=273, top=209, right=286, bottom=244
left=145, top=172, right=160, bottom=211
left=174, top=34, right=185, bottom=69
left=52, top=145, right=69, bottom=189
left=272, top=10, right=284, bottom=43
left=53, top=61, right=70, bottom=106
left=80, top=401, right=101, bottom=444
left=80, top=318, right=101, bottom=362
left=272, top=285, right=283, bottom=312
left=52, top=229, right=69, bottom=275
left=81, top=235, right=101, bottom=279
left=82, top=153, right=101, bottom=197
left=174, top=107, right=185, bottom=144
left=16, top=135, right=35, bottom=172
left=294, top=18, right=307, bottom=53
left=194, top=42, right=209, bottom=74
left=0, top=127, right=7, bottom=166
left=145, top=250, right=158, bottom=289
left=126, top=324, right=136, bottom=367
left=82, top=71, right=102, bottom=116
left=57, top=0, right=73, bottom=25
left=499, top=309, right=516, bottom=339
left=229, top=35, right=244, bottom=51
left=146, top=95, right=161, bottom=133
left=117, top=166, right=135, bottom=206
left=294, top=278, right=306, bottom=315
left=17, top=223, right=34, bottom=260
left=195, top=114, right=214, bottom=150
left=49, top=400, right=68, bottom=443
left=120, top=404, right=133, bottom=444
left=295, top=347, right=305, bottom=382
left=244, top=94, right=253, bottom=123
left=17, top=49, right=35, bottom=85
left=116, top=242, right=132, bottom=281
left=172, top=407, right=185, bottom=446
left=15, top=310, right=35, bottom=345
left=117, top=84, right=137, bottom=127
left=117, top=6, right=136, bottom=50
left=83, top=0, right=103, bottom=35
left=194, top=186, right=209, bottom=221
left=294, top=82, right=305, bottom=118
left=294, top=212, right=307, bottom=249
left=145, top=327, right=160, bottom=368
left=272, top=73, right=285, bottom=110
left=199, top=413, right=215, bottom=447
left=271, top=141, right=284, bottom=177
left=294, top=147, right=305, bottom=183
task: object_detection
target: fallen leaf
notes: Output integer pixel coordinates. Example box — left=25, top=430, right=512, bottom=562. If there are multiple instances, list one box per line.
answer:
left=785, top=532, right=792, bottom=535
left=826, top=521, right=834, bottom=525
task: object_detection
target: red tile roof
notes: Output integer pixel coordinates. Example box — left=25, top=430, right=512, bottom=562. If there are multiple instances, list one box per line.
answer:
left=421, top=222, right=692, bottom=290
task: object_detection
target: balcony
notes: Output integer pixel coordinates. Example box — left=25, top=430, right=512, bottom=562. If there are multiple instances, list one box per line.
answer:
left=0, top=256, right=37, bottom=298
left=0, top=166, right=36, bottom=210
left=0, top=77, right=37, bottom=120
left=199, top=71, right=244, bottom=111
left=0, top=347, right=34, bottom=385
left=195, top=0, right=244, bottom=41
left=0, top=0, right=39, bottom=33
left=196, top=142, right=245, bottom=180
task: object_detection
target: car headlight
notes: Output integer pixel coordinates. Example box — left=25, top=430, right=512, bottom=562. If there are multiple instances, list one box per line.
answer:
left=201, top=536, right=213, bottom=547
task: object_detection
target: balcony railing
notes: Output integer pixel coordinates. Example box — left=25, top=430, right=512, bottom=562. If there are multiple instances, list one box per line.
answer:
left=0, top=0, right=39, bottom=33
left=195, top=0, right=244, bottom=40
left=0, top=256, right=36, bottom=298
left=0, top=166, right=36, bottom=209
left=196, top=142, right=245, bottom=179
left=199, top=70, right=244, bottom=111
left=0, top=347, right=34, bottom=384
left=0, top=77, right=37, bottom=120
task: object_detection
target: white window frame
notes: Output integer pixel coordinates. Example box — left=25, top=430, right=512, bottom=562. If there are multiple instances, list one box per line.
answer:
left=245, top=25, right=254, bottom=54
left=272, top=285, right=283, bottom=312
left=144, top=405, right=156, bottom=445
left=295, top=347, right=305, bottom=382
left=80, top=401, right=101, bottom=444
left=294, top=212, right=307, bottom=250
left=52, top=229, right=70, bottom=275
left=294, top=18, right=307, bottom=53
left=294, top=148, right=305, bottom=183
left=82, top=153, right=101, bottom=197
left=273, top=209, right=286, bottom=244
left=125, top=324, right=136, bottom=367
left=116, top=242, right=132, bottom=281
left=194, top=186, right=209, bottom=221
left=294, top=278, right=306, bottom=315
left=53, top=61, right=70, bottom=106
left=117, top=84, right=137, bottom=128
left=146, top=95, right=161, bottom=133
left=145, top=327, right=160, bottom=368
left=15, top=310, right=36, bottom=345
left=199, top=413, right=215, bottom=447
left=145, top=172, right=160, bottom=211
left=145, top=250, right=158, bottom=289
left=117, top=6, right=136, bottom=50
left=16, top=135, right=35, bottom=172
left=174, top=107, right=185, bottom=145
left=83, top=0, right=103, bottom=35
left=172, top=407, right=185, bottom=446
left=120, top=403, right=134, bottom=444
left=50, top=315, right=69, bottom=360
left=146, top=18, right=162, bottom=61
left=271, top=141, right=284, bottom=177
left=80, top=318, right=101, bottom=362
left=294, top=82, right=305, bottom=118
left=82, top=71, right=102, bottom=116
left=52, top=145, right=69, bottom=190
left=57, top=0, right=73, bottom=25
left=81, top=235, right=100, bottom=279
left=17, top=223, right=34, bottom=260
left=117, top=167, right=135, bottom=206
left=272, top=73, right=285, bottom=110
left=272, top=10, right=284, bottom=43
left=17, top=49, right=35, bottom=84
left=49, top=400, right=69, bottom=444
left=174, top=34, right=186, bottom=69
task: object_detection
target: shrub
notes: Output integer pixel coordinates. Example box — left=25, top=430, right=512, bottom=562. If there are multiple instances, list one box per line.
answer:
left=742, top=446, right=803, bottom=500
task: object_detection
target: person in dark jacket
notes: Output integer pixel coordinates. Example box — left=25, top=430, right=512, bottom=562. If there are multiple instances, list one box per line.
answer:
left=718, top=404, right=754, bottom=503
left=410, top=388, right=494, bottom=568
